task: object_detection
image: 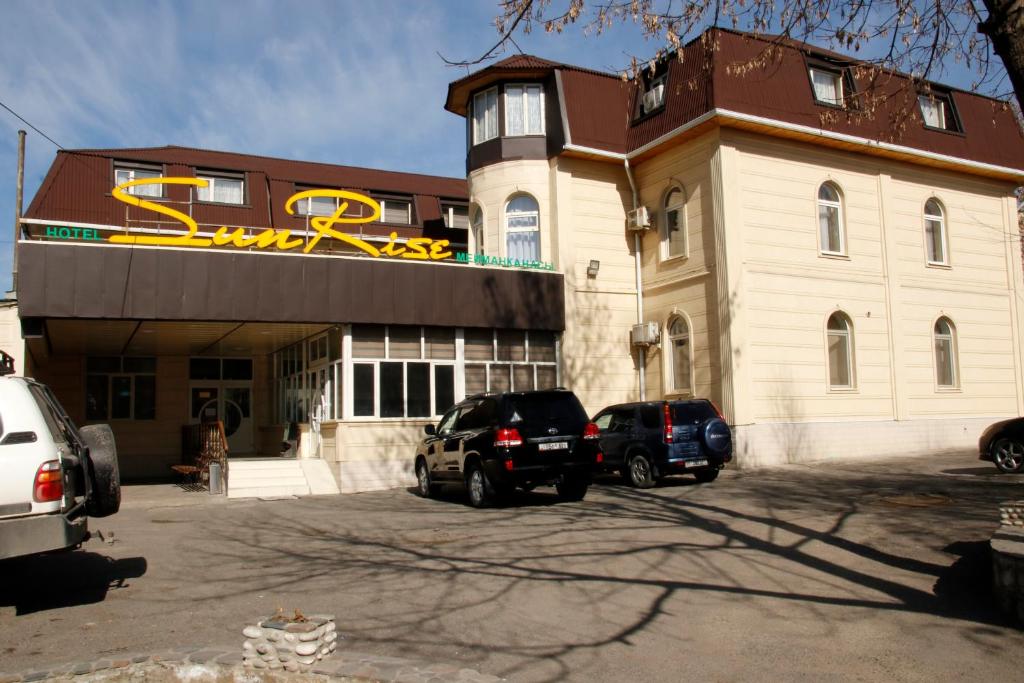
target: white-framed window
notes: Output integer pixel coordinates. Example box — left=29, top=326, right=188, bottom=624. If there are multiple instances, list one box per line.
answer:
left=667, top=316, right=691, bottom=394
left=505, top=84, right=544, bottom=136
left=379, top=198, right=412, bottom=225
left=463, top=328, right=559, bottom=396
left=817, top=182, right=845, bottom=255
left=196, top=172, right=244, bottom=204
left=827, top=312, right=855, bottom=389
left=114, top=166, right=163, bottom=197
left=809, top=68, right=844, bottom=106
left=505, top=194, right=540, bottom=261
left=470, top=204, right=484, bottom=253
left=918, top=93, right=961, bottom=132
left=294, top=187, right=364, bottom=218
left=351, top=325, right=457, bottom=418
left=639, top=74, right=666, bottom=115
left=85, top=357, right=157, bottom=420
left=934, top=317, right=959, bottom=388
left=442, top=202, right=469, bottom=229
left=472, top=87, right=499, bottom=144
left=924, top=198, right=948, bottom=265
left=661, top=186, right=686, bottom=259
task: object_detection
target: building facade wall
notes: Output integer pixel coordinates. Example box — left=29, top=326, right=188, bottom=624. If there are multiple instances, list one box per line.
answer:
left=718, top=127, right=1024, bottom=466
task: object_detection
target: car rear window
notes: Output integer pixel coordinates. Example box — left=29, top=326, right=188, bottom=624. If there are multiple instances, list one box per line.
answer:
left=505, top=392, right=587, bottom=427
left=671, top=400, right=718, bottom=422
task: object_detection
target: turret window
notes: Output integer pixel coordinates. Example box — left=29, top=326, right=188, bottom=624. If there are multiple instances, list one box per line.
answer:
left=505, top=84, right=544, bottom=136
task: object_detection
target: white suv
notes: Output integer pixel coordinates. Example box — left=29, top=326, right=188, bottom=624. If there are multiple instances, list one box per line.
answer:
left=0, top=352, right=120, bottom=560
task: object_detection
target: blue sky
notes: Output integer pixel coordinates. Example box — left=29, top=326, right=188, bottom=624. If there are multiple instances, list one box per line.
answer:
left=0, top=1, right=1004, bottom=294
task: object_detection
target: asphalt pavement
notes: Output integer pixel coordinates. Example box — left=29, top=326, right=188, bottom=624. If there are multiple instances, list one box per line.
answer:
left=1, top=450, right=1022, bottom=682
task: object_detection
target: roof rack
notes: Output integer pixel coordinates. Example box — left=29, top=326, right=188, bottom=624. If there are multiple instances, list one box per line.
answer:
left=0, top=350, right=15, bottom=376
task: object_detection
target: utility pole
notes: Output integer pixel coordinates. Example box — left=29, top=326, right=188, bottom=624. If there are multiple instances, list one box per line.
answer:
left=12, top=129, right=25, bottom=295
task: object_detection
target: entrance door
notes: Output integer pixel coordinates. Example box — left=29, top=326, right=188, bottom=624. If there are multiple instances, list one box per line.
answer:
left=190, top=384, right=253, bottom=454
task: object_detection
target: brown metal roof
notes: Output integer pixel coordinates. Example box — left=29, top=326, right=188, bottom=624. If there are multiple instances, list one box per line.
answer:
left=447, top=28, right=1024, bottom=177
left=24, top=146, right=469, bottom=236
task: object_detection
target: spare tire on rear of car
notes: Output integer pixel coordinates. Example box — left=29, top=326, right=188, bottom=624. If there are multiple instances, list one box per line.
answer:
left=700, top=418, right=732, bottom=455
left=80, top=424, right=120, bottom=518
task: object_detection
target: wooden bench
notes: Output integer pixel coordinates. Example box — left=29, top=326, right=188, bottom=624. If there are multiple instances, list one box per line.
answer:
left=175, top=421, right=229, bottom=489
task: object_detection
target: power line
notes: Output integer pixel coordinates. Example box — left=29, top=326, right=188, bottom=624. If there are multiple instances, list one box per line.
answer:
left=0, top=98, right=65, bottom=150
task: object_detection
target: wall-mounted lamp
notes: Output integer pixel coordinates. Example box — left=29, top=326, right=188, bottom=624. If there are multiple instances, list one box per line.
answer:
left=586, top=259, right=601, bottom=278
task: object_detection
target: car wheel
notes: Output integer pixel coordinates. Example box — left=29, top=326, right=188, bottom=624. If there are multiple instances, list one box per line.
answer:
left=991, top=438, right=1024, bottom=473
left=466, top=464, right=494, bottom=508
left=555, top=476, right=588, bottom=502
left=694, top=468, right=719, bottom=484
left=628, top=454, right=655, bottom=488
left=79, top=424, right=120, bottom=518
left=415, top=459, right=434, bottom=498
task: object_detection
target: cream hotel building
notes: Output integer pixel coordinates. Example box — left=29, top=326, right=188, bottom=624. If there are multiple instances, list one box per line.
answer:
left=8, top=28, right=1024, bottom=493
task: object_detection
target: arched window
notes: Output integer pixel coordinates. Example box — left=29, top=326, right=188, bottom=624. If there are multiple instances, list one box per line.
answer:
left=505, top=194, right=540, bottom=261
left=667, top=316, right=691, bottom=394
left=470, top=204, right=484, bottom=254
left=817, top=182, right=845, bottom=255
left=934, top=317, right=959, bottom=388
left=826, top=312, right=855, bottom=389
left=661, top=186, right=686, bottom=259
left=924, top=198, right=948, bottom=265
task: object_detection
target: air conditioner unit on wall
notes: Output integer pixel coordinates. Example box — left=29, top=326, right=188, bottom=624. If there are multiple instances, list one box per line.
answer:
left=630, top=321, right=661, bottom=347
left=626, top=206, right=651, bottom=231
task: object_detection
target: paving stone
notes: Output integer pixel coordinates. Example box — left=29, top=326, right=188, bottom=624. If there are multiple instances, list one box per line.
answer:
left=186, top=650, right=222, bottom=664
left=131, top=655, right=150, bottom=664
left=110, top=659, right=132, bottom=669
left=70, top=662, right=94, bottom=675
left=214, top=652, right=244, bottom=666
left=91, top=660, right=112, bottom=672
left=21, top=673, right=49, bottom=682
left=0, top=675, right=20, bottom=683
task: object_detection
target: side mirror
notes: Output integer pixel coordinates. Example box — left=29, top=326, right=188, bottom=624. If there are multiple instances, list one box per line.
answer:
left=424, top=424, right=436, bottom=436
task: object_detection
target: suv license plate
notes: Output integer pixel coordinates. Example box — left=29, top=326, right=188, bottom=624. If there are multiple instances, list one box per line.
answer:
left=538, top=442, right=569, bottom=451
left=686, top=459, right=709, bottom=468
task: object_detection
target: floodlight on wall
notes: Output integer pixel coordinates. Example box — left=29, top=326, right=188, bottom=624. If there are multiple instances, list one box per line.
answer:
left=586, top=259, right=601, bottom=278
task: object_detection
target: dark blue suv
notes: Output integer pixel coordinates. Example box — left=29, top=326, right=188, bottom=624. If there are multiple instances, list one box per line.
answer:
left=592, top=399, right=732, bottom=487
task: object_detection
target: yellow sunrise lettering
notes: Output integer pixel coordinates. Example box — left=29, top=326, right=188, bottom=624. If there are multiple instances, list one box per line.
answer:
left=109, top=177, right=213, bottom=247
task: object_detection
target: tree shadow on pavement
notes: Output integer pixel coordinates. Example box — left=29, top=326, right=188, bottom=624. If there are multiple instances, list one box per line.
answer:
left=0, top=552, right=147, bottom=615
left=175, top=465, right=1020, bottom=682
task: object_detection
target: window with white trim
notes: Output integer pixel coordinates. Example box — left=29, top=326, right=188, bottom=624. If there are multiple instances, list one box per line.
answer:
left=378, top=198, right=413, bottom=225
left=661, top=186, right=686, bottom=259
left=918, top=93, right=961, bottom=132
left=196, top=172, right=244, bottom=204
left=817, top=182, right=845, bottom=255
left=463, top=329, right=558, bottom=396
left=934, top=317, right=959, bottom=388
left=85, top=357, right=156, bottom=420
left=639, top=74, right=666, bottom=115
left=442, top=202, right=469, bottom=229
left=472, top=87, right=498, bottom=144
left=351, top=325, right=456, bottom=418
left=827, top=312, right=855, bottom=389
left=470, top=204, right=484, bottom=253
left=924, top=198, right=948, bottom=265
left=667, top=317, right=691, bottom=394
left=114, top=166, right=163, bottom=197
left=294, top=186, right=364, bottom=218
left=809, top=68, right=844, bottom=106
left=505, top=194, right=540, bottom=261
left=505, top=84, right=544, bottom=136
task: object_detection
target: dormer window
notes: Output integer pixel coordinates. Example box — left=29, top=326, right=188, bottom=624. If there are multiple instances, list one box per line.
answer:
left=472, top=87, right=499, bottom=145
left=196, top=171, right=244, bottom=204
left=809, top=67, right=844, bottom=106
left=114, top=165, right=163, bottom=197
left=293, top=186, right=365, bottom=218
left=918, top=92, right=962, bottom=132
left=377, top=197, right=413, bottom=225
left=505, top=84, right=544, bottom=136
left=640, top=75, right=666, bottom=115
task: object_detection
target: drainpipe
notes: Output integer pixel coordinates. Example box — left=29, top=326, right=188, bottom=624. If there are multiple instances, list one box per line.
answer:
left=623, top=159, right=645, bottom=400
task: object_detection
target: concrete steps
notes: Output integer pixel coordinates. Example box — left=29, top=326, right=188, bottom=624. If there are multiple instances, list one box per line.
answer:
left=227, top=458, right=311, bottom=499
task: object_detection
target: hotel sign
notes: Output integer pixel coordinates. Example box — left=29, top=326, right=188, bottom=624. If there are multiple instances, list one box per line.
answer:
left=33, top=176, right=556, bottom=271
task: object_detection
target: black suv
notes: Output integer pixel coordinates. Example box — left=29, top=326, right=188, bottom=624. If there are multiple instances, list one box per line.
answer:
left=592, top=399, right=732, bottom=487
left=413, top=389, right=601, bottom=507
